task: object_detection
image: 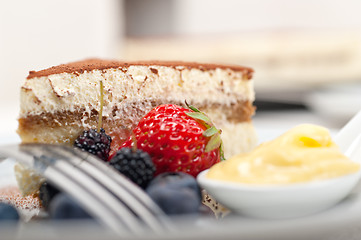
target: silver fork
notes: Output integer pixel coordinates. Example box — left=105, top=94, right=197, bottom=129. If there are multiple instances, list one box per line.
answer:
left=0, top=143, right=174, bottom=236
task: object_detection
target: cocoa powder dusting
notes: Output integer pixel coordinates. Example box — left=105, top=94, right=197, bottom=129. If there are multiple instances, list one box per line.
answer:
left=27, top=59, right=253, bottom=79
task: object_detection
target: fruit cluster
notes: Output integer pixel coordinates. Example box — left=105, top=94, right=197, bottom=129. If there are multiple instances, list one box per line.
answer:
left=67, top=103, right=223, bottom=218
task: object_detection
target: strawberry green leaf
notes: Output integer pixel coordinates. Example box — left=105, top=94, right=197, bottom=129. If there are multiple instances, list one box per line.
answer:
left=188, top=105, right=200, bottom=113
left=203, top=126, right=219, bottom=137
left=185, top=101, right=201, bottom=113
left=205, top=133, right=222, bottom=152
left=219, top=142, right=225, bottom=161
left=185, top=112, right=212, bottom=125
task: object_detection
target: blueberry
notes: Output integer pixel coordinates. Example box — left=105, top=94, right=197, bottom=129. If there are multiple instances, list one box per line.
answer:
left=0, top=203, right=19, bottom=221
left=146, top=172, right=202, bottom=215
left=39, top=182, right=60, bottom=211
left=49, top=193, right=92, bottom=220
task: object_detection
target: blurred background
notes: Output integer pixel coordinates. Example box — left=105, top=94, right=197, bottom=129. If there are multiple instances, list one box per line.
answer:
left=1, top=0, right=361, bottom=141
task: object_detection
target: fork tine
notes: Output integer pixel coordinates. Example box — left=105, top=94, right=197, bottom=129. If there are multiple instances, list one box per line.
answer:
left=0, top=144, right=172, bottom=235
left=25, top=144, right=173, bottom=233
left=0, top=144, right=136, bottom=235
left=33, top=155, right=138, bottom=234
left=33, top=153, right=146, bottom=231
left=43, top=144, right=173, bottom=232
left=58, top=146, right=167, bottom=214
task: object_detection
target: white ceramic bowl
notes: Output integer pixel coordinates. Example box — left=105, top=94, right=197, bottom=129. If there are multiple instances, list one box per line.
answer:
left=197, top=170, right=361, bottom=219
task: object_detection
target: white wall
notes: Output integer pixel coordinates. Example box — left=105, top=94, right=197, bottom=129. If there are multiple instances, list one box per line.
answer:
left=172, top=0, right=361, bottom=34
left=0, top=0, right=123, bottom=110
left=0, top=0, right=123, bottom=138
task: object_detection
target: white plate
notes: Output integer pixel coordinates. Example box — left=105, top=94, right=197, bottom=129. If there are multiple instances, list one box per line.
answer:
left=2, top=130, right=361, bottom=239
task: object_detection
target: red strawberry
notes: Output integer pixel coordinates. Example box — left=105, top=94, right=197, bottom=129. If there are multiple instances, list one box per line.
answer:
left=114, top=103, right=224, bottom=177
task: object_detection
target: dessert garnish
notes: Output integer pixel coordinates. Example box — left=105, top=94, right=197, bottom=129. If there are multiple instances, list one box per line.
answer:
left=0, top=203, right=20, bottom=221
left=146, top=172, right=202, bottom=215
left=49, top=194, right=92, bottom=220
left=185, top=101, right=225, bottom=160
left=74, top=128, right=112, bottom=161
left=109, top=148, right=156, bottom=189
left=38, top=182, right=60, bottom=211
left=118, top=103, right=224, bottom=177
left=73, top=80, right=112, bottom=161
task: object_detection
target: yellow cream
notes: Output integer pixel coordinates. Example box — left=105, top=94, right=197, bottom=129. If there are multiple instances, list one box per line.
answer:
left=207, top=124, right=360, bottom=184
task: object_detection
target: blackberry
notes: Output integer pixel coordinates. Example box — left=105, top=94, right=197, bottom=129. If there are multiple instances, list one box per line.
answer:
left=109, top=148, right=156, bottom=189
left=38, top=182, right=60, bottom=211
left=74, top=128, right=112, bottom=161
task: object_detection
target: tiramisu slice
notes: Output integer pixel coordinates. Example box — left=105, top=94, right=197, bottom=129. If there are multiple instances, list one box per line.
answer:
left=17, top=59, right=257, bottom=158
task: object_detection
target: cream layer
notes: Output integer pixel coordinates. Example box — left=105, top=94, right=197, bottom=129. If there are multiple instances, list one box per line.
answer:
left=20, top=65, right=255, bottom=119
